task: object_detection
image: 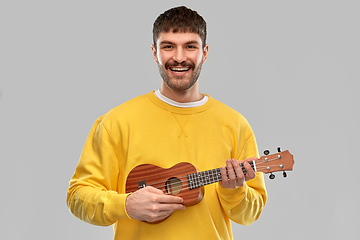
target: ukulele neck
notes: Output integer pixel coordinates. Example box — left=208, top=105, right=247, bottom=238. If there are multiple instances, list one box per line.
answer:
left=186, top=161, right=255, bottom=190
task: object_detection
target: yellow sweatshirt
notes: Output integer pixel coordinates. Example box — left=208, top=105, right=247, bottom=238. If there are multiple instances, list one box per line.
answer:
left=67, top=91, right=267, bottom=240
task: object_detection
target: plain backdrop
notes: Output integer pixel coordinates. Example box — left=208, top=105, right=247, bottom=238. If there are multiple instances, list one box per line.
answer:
left=1, top=1, right=359, bottom=239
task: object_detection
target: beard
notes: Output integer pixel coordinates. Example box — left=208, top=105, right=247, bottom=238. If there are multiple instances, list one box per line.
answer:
left=158, top=60, right=203, bottom=92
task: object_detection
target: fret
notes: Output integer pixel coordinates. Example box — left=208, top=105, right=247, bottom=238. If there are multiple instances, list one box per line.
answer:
left=249, top=161, right=255, bottom=172
left=207, top=170, right=212, bottom=183
left=202, top=172, right=206, bottom=185
left=213, top=169, right=218, bottom=183
left=205, top=170, right=211, bottom=185
left=193, top=173, right=198, bottom=188
left=200, top=171, right=205, bottom=186
left=210, top=169, right=216, bottom=183
left=209, top=169, right=214, bottom=183
left=187, top=161, right=256, bottom=190
left=190, top=172, right=196, bottom=189
left=215, top=168, right=222, bottom=182
left=197, top=172, right=203, bottom=188
left=194, top=173, right=198, bottom=188
left=194, top=173, right=198, bottom=187
left=187, top=173, right=194, bottom=189
left=192, top=173, right=197, bottom=188
left=209, top=170, right=215, bottom=183
left=188, top=172, right=197, bottom=189
left=240, top=163, right=247, bottom=175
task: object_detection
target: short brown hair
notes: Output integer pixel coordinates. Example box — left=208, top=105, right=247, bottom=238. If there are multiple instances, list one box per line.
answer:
left=153, top=6, right=207, bottom=50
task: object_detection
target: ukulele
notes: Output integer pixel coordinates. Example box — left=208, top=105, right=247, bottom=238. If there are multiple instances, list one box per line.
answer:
left=126, top=148, right=294, bottom=206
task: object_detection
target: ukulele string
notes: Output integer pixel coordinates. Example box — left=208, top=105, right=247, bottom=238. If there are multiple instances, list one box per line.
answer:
left=145, top=174, right=221, bottom=193
left=146, top=178, right=199, bottom=192
left=140, top=157, right=282, bottom=194
left=143, top=166, right=234, bottom=191
left=141, top=173, right=190, bottom=188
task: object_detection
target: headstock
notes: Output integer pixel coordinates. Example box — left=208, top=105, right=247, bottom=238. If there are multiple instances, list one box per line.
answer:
left=256, top=148, right=294, bottom=179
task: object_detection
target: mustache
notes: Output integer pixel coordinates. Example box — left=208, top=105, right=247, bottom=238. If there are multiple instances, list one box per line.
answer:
left=165, top=61, right=195, bottom=70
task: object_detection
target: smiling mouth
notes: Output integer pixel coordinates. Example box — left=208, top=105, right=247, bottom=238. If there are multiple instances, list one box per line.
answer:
left=169, top=67, right=190, bottom=72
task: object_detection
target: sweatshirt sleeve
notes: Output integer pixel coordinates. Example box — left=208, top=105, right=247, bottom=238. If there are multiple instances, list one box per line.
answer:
left=66, top=116, right=131, bottom=226
left=216, top=133, right=268, bottom=225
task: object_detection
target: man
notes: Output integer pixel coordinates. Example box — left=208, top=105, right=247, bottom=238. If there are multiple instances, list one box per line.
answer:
left=67, top=6, right=267, bottom=240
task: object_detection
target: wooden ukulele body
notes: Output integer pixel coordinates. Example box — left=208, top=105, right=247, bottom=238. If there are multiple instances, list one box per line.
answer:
left=126, top=162, right=204, bottom=206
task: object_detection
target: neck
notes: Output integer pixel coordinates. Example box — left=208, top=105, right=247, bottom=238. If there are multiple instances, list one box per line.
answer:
left=160, top=82, right=203, bottom=103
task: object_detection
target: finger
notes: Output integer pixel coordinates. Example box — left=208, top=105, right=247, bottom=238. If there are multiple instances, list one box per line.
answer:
left=243, top=161, right=256, bottom=181
left=145, top=185, right=167, bottom=195
left=157, top=194, right=184, bottom=204
left=229, top=159, right=245, bottom=187
left=220, top=166, right=230, bottom=188
left=231, top=159, right=244, bottom=179
left=226, top=159, right=236, bottom=180
left=126, top=187, right=184, bottom=222
left=157, top=202, right=186, bottom=212
left=226, top=160, right=240, bottom=188
left=145, top=186, right=184, bottom=203
left=146, top=202, right=184, bottom=215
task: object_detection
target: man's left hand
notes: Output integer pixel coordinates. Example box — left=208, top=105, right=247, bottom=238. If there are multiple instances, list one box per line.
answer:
left=219, top=157, right=257, bottom=189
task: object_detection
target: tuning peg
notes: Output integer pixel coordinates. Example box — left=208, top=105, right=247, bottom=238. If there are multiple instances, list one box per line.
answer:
left=263, top=150, right=270, bottom=155
left=269, top=173, right=275, bottom=179
left=277, top=147, right=281, bottom=153
left=283, top=171, right=287, bottom=178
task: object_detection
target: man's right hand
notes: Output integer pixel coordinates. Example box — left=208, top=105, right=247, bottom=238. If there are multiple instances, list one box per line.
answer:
left=125, top=186, right=185, bottom=223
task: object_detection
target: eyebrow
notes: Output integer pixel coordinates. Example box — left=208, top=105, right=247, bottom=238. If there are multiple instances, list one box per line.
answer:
left=159, top=40, right=201, bottom=46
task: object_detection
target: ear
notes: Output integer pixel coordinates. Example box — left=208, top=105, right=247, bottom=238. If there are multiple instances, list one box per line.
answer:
left=202, top=44, right=209, bottom=64
left=151, top=44, right=158, bottom=63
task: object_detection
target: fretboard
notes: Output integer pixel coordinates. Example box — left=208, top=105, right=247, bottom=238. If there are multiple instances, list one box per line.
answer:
left=186, top=161, right=255, bottom=189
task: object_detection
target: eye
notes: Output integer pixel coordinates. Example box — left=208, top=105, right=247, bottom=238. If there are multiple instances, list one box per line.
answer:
left=162, top=45, right=173, bottom=49
left=186, top=45, right=198, bottom=49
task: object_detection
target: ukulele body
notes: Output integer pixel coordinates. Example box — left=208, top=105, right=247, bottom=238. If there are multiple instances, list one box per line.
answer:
left=126, top=162, right=204, bottom=206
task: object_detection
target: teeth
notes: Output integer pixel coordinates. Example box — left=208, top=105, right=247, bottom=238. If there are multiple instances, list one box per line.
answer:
left=170, top=67, right=190, bottom=72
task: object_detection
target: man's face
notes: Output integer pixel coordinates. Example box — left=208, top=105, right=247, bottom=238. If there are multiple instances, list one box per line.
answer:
left=152, top=31, right=208, bottom=92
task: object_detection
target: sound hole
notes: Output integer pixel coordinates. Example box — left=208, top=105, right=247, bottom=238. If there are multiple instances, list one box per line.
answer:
left=165, top=177, right=182, bottom=195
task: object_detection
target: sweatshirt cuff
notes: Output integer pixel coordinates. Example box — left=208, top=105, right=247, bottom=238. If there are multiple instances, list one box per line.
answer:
left=104, top=192, right=132, bottom=221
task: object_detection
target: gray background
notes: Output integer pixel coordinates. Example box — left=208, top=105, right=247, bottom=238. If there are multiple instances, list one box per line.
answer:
left=1, top=0, right=359, bottom=239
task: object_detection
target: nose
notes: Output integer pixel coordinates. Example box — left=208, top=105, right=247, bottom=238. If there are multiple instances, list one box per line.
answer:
left=173, top=47, right=187, bottom=63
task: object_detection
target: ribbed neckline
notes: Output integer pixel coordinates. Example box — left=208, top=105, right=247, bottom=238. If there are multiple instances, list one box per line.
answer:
left=147, top=91, right=214, bottom=115
left=154, top=89, right=209, bottom=108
